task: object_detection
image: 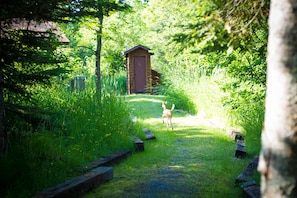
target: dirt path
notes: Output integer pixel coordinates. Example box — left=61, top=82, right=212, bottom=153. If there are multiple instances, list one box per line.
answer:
left=83, top=95, right=247, bottom=198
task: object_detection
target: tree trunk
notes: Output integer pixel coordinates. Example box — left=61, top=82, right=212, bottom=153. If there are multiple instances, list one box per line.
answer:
left=258, top=0, right=297, bottom=197
left=95, top=6, right=103, bottom=97
left=0, top=69, right=8, bottom=156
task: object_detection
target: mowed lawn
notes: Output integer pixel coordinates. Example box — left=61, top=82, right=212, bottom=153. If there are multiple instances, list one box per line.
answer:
left=84, top=94, right=253, bottom=198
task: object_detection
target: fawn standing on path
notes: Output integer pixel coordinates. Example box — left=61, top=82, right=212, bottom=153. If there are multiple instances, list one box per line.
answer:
left=162, top=101, right=175, bottom=130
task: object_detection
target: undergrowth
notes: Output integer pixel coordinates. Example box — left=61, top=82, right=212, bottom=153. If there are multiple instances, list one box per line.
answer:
left=0, top=76, right=138, bottom=198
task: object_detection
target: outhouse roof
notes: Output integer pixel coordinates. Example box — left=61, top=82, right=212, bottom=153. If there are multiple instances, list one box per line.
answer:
left=124, top=44, right=153, bottom=55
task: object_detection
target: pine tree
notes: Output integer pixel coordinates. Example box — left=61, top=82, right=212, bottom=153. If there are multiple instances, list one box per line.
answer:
left=0, top=0, right=72, bottom=155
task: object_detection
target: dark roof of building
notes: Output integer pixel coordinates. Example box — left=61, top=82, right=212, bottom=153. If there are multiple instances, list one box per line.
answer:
left=0, top=18, right=69, bottom=43
left=124, top=44, right=153, bottom=55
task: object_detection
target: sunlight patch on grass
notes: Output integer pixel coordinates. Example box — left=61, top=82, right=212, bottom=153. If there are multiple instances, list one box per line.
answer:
left=169, top=165, right=184, bottom=169
left=188, top=163, right=205, bottom=167
left=128, top=97, right=164, bottom=103
left=142, top=118, right=162, bottom=124
left=184, top=134, right=211, bottom=138
left=140, top=115, right=208, bottom=132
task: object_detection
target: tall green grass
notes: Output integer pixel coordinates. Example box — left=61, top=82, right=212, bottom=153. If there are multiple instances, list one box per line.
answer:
left=0, top=76, right=135, bottom=198
left=101, top=72, right=127, bottom=95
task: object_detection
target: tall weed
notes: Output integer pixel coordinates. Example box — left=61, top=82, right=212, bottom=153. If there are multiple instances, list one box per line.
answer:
left=36, top=83, right=135, bottom=160
left=101, top=71, right=127, bottom=95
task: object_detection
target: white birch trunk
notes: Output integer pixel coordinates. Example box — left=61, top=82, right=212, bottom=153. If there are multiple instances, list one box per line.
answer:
left=258, top=0, right=297, bottom=197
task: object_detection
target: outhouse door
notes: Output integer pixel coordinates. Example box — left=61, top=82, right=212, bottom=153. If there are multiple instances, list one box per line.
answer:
left=134, top=56, right=146, bottom=93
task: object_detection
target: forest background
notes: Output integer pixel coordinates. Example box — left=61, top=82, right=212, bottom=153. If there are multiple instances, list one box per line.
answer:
left=0, top=0, right=269, bottom=197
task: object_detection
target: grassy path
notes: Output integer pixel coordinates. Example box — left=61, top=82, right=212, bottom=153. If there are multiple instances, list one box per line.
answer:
left=84, top=94, right=251, bottom=198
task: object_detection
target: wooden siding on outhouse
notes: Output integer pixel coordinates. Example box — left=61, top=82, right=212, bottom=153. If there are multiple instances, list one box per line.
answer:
left=124, top=45, right=153, bottom=94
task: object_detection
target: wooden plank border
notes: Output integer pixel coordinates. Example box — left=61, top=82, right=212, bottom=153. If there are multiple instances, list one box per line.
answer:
left=32, top=167, right=113, bottom=198
left=83, top=149, right=132, bottom=171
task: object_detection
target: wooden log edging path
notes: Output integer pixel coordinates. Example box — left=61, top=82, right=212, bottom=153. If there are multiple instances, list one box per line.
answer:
left=32, top=127, right=155, bottom=198
left=82, top=149, right=132, bottom=171
left=237, top=156, right=260, bottom=198
left=133, top=128, right=156, bottom=152
left=32, top=167, right=113, bottom=198
left=32, top=149, right=132, bottom=198
left=143, top=128, right=156, bottom=140
left=229, top=129, right=260, bottom=198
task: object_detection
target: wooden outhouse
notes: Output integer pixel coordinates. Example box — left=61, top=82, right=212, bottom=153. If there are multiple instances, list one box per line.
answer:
left=124, top=45, right=153, bottom=94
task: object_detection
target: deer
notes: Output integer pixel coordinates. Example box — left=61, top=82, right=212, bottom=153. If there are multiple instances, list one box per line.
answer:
left=162, top=101, right=175, bottom=130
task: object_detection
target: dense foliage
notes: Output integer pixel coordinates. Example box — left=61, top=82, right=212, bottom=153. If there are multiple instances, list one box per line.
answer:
left=0, top=1, right=71, bottom=96
left=100, top=0, right=268, bottom=154
left=0, top=0, right=269, bottom=197
left=53, top=0, right=269, bottom=154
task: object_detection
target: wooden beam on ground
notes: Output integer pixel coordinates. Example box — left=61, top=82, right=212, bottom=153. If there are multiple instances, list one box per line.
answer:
left=83, top=149, right=132, bottom=171
left=236, top=156, right=259, bottom=183
left=241, top=181, right=260, bottom=198
left=230, top=130, right=244, bottom=141
left=32, top=167, right=113, bottom=198
left=133, top=137, right=144, bottom=152
left=235, top=140, right=246, bottom=158
left=143, top=128, right=156, bottom=140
